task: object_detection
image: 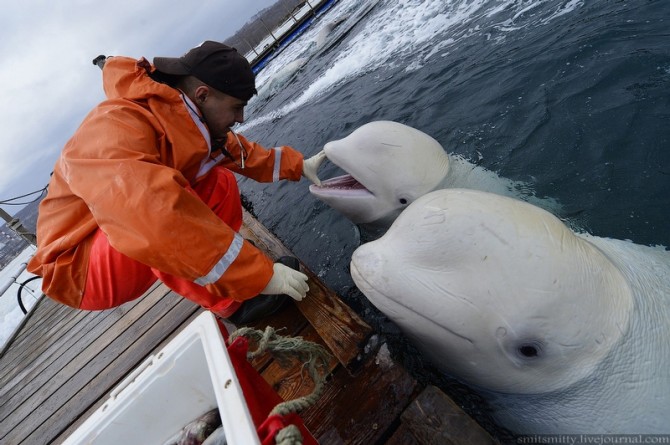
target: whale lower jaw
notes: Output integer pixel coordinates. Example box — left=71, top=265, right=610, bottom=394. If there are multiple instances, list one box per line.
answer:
left=310, top=177, right=399, bottom=225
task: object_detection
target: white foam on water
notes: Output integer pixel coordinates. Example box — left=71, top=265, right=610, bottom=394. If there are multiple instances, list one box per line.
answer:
left=542, top=0, right=585, bottom=23
left=240, top=0, right=585, bottom=131
left=252, top=0, right=361, bottom=91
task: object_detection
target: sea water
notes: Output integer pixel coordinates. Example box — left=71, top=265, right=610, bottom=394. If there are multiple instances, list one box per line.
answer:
left=236, top=0, right=669, bottom=438
left=238, top=0, right=669, bottom=291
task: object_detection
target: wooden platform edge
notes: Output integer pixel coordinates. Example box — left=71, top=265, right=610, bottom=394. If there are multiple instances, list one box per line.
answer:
left=240, top=209, right=373, bottom=371
left=393, top=385, right=500, bottom=445
left=301, top=342, right=421, bottom=444
left=0, top=294, right=47, bottom=360
left=240, top=209, right=499, bottom=444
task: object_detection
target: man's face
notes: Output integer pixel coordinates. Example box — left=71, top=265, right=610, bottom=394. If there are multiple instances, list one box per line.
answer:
left=199, top=87, right=247, bottom=143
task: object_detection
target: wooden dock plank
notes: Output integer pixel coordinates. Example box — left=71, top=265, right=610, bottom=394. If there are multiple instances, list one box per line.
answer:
left=0, top=298, right=81, bottom=373
left=248, top=301, right=310, bottom=372
left=24, top=297, right=199, bottom=445
left=301, top=346, right=421, bottom=444
left=0, top=286, right=161, bottom=424
left=0, top=307, right=109, bottom=405
left=398, top=385, right=499, bottom=445
left=385, top=424, right=421, bottom=445
left=52, top=308, right=207, bottom=444
left=0, top=296, right=71, bottom=364
left=0, top=284, right=179, bottom=443
left=259, top=324, right=339, bottom=402
left=240, top=210, right=372, bottom=370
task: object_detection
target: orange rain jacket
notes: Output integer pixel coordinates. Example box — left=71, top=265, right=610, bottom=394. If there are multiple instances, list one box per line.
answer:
left=27, top=56, right=304, bottom=309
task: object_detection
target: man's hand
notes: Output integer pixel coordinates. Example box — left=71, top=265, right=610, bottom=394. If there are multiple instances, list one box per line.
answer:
left=302, top=150, right=326, bottom=186
left=260, top=262, right=309, bottom=301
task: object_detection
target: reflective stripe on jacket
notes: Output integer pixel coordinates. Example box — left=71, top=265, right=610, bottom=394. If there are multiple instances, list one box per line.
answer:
left=27, top=56, right=304, bottom=308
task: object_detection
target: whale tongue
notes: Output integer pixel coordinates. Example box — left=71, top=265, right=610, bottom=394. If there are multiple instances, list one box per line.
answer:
left=310, top=149, right=373, bottom=195
left=317, top=174, right=368, bottom=191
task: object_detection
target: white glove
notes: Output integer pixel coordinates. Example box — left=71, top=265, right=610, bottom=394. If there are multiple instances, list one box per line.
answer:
left=302, top=150, right=326, bottom=186
left=260, top=262, right=309, bottom=301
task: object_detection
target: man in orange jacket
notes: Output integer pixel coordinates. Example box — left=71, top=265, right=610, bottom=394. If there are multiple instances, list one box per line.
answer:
left=27, top=41, right=326, bottom=324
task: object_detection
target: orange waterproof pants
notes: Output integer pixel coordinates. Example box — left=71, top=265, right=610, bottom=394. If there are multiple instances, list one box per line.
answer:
left=80, top=167, right=244, bottom=317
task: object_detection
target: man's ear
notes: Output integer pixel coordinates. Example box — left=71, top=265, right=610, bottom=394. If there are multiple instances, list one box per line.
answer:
left=194, top=85, right=209, bottom=104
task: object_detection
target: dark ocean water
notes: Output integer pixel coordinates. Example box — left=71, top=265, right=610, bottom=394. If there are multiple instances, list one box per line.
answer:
left=237, top=0, right=669, bottom=439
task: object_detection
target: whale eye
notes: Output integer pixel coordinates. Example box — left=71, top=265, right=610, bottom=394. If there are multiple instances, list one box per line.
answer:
left=519, top=345, right=538, bottom=357
left=399, top=198, right=408, bottom=205
left=515, top=341, right=544, bottom=359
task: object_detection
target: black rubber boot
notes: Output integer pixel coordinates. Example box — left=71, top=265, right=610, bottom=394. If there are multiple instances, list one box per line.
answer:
left=227, top=256, right=301, bottom=325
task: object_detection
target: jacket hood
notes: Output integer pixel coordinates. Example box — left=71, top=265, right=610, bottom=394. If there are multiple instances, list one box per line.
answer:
left=101, top=56, right=176, bottom=102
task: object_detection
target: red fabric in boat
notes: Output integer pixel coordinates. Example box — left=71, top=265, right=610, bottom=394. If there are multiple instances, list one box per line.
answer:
left=220, top=320, right=318, bottom=445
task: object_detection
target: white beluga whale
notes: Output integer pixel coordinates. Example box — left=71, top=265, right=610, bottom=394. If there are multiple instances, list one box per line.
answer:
left=255, top=0, right=383, bottom=102
left=255, top=17, right=348, bottom=100
left=350, top=189, right=670, bottom=434
left=255, top=57, right=309, bottom=99
left=309, top=121, right=560, bottom=230
left=313, top=16, right=348, bottom=51
left=312, top=0, right=383, bottom=58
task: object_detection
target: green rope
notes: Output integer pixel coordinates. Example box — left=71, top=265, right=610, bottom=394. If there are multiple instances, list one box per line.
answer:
left=229, top=326, right=332, bottom=444
left=274, top=424, right=303, bottom=445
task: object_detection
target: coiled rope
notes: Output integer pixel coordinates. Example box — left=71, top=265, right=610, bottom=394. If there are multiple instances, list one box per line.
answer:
left=229, top=326, right=332, bottom=445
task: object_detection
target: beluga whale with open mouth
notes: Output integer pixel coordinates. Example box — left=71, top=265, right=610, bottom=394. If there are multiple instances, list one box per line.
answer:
left=350, top=188, right=670, bottom=434
left=308, top=121, right=560, bottom=232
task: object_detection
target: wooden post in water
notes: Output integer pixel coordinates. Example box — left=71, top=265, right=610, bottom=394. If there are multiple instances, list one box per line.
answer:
left=281, top=2, right=300, bottom=23
left=258, top=17, right=278, bottom=42
left=305, top=1, right=318, bottom=18
left=0, top=207, right=36, bottom=246
left=241, top=37, right=260, bottom=57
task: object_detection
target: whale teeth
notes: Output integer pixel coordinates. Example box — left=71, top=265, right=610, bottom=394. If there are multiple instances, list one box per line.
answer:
left=317, top=174, right=369, bottom=191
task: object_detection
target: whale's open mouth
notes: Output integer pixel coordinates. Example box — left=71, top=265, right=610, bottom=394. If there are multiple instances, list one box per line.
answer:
left=320, top=174, right=368, bottom=190
left=310, top=173, right=373, bottom=196
left=308, top=148, right=376, bottom=200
